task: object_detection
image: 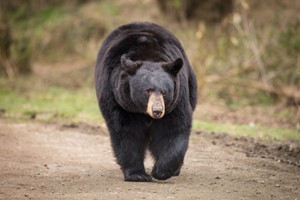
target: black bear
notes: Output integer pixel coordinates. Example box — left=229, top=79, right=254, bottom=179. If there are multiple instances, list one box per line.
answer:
left=95, top=22, right=197, bottom=182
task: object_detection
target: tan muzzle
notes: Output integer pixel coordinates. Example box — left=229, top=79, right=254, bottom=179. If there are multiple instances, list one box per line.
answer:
left=146, top=93, right=165, bottom=119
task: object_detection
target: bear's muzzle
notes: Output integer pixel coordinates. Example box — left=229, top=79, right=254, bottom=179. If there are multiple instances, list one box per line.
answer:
left=147, top=93, right=165, bottom=119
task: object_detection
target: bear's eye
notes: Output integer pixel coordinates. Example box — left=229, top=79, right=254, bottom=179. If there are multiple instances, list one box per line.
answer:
left=145, top=89, right=153, bottom=96
left=161, top=90, right=167, bottom=96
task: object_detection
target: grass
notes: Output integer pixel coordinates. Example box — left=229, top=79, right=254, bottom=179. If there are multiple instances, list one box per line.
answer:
left=0, top=86, right=102, bottom=124
left=193, top=120, right=300, bottom=142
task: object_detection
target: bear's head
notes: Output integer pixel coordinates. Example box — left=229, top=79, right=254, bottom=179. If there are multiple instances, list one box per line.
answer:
left=120, top=54, right=183, bottom=119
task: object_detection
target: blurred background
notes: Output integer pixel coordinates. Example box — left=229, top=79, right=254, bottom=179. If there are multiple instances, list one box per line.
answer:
left=0, top=0, right=299, bottom=139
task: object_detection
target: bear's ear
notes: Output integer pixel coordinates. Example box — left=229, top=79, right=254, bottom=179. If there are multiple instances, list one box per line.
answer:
left=120, top=54, right=142, bottom=75
left=162, top=58, right=183, bottom=76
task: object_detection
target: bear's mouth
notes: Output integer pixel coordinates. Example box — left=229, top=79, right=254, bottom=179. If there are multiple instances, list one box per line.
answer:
left=146, top=93, right=165, bottom=119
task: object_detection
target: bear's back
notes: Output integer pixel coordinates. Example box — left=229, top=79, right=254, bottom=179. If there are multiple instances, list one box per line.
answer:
left=97, top=22, right=187, bottom=65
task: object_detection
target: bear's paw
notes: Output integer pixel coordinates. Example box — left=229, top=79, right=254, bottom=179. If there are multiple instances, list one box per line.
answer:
left=124, top=170, right=152, bottom=182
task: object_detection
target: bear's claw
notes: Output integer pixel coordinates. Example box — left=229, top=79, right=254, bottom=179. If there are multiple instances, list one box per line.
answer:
left=124, top=172, right=152, bottom=182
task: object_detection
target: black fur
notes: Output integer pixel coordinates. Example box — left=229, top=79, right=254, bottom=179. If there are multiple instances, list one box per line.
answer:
left=95, top=22, right=197, bottom=181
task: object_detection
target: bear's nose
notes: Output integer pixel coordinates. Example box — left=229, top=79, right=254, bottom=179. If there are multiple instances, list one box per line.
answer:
left=147, top=93, right=165, bottom=119
left=153, top=110, right=162, bottom=118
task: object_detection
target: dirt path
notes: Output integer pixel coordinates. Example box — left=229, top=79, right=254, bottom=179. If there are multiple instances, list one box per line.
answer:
left=0, top=120, right=299, bottom=200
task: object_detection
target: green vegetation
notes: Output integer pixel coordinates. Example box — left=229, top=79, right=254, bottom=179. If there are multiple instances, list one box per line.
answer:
left=0, top=86, right=102, bottom=123
left=2, top=0, right=299, bottom=104
left=193, top=120, right=300, bottom=142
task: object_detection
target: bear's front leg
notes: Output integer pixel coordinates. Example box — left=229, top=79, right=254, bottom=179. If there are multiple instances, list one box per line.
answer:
left=149, top=110, right=191, bottom=181
left=110, top=131, right=152, bottom=182
left=150, top=132, right=189, bottom=180
left=107, top=114, right=152, bottom=182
